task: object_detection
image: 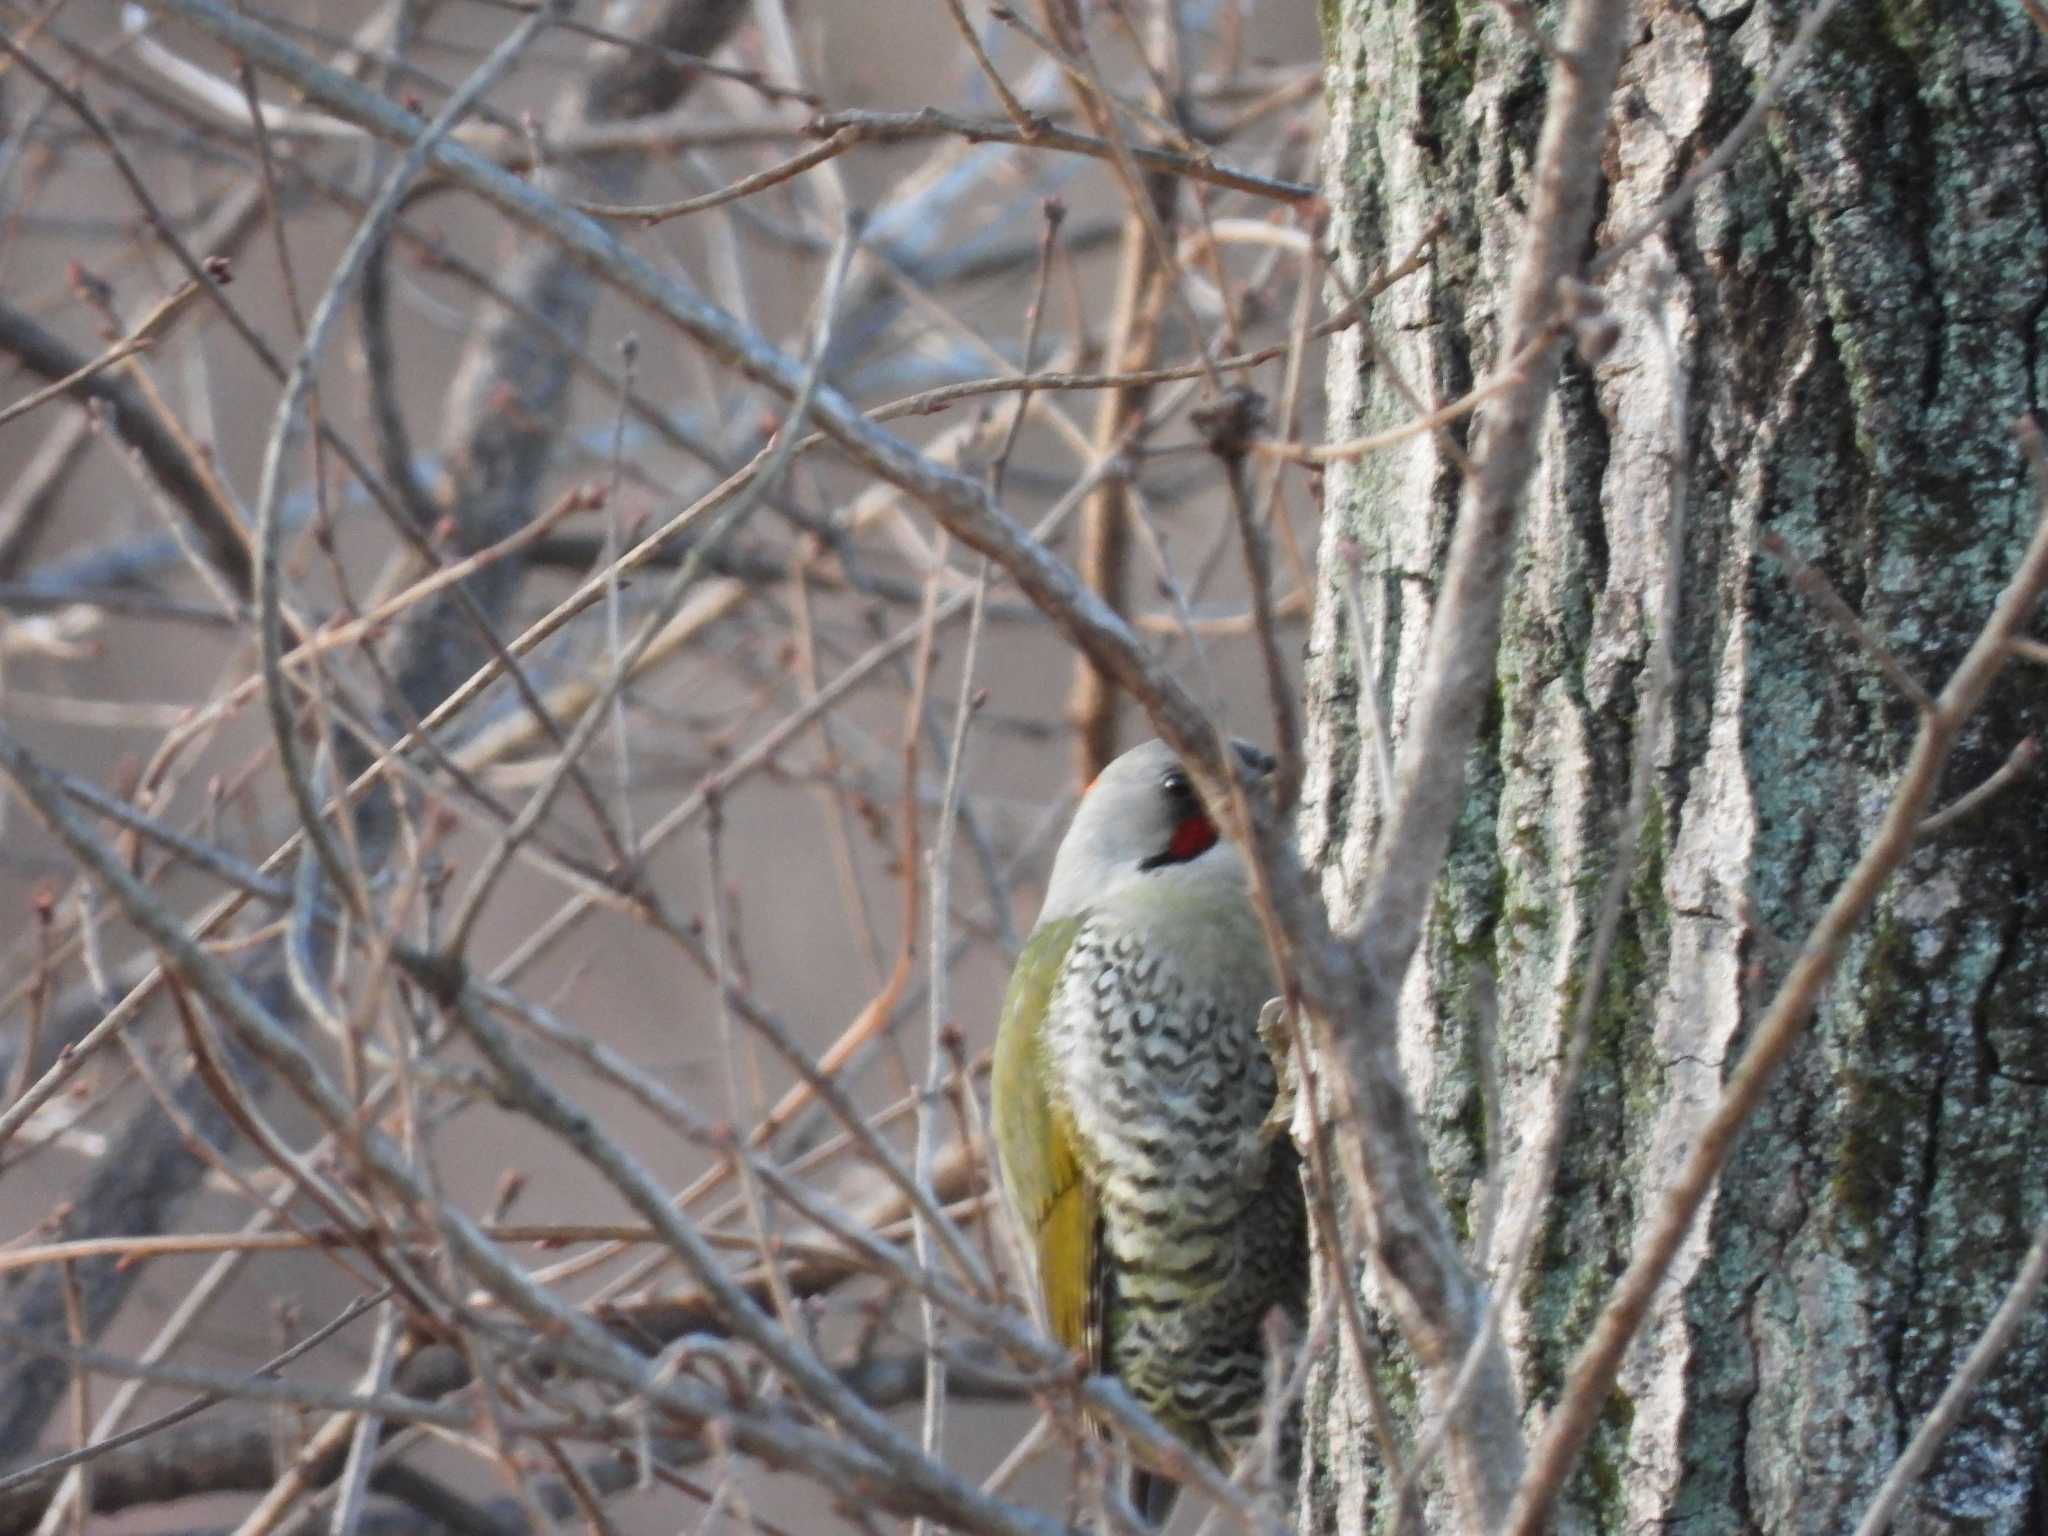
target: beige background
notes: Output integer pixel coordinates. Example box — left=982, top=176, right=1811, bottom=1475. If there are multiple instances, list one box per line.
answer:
left=0, top=1, right=1323, bottom=1528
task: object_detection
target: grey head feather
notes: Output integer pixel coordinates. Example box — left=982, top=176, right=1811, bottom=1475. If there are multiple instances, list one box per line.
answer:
left=1037, top=737, right=1271, bottom=924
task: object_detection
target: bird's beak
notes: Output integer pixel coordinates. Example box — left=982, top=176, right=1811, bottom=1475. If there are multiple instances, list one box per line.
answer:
left=1229, top=738, right=1277, bottom=780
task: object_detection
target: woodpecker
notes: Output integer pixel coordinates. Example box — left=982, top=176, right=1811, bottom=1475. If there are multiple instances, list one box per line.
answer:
left=991, top=737, right=1308, bottom=1523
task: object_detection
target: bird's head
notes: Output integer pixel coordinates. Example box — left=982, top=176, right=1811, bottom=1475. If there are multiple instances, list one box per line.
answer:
left=1038, top=737, right=1274, bottom=922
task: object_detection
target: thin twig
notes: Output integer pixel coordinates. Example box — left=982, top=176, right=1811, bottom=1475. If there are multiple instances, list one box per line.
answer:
left=0, top=722, right=1069, bottom=1535
left=571, top=105, right=1317, bottom=223
left=1589, top=0, right=1862, bottom=280
left=1401, top=253, right=1693, bottom=1522
left=1202, top=388, right=1303, bottom=803
left=248, top=2, right=561, bottom=925
left=915, top=560, right=991, bottom=1536
left=0, top=280, right=203, bottom=431
left=1917, top=736, right=2040, bottom=839
left=1335, top=540, right=1395, bottom=815
left=1760, top=531, right=1936, bottom=713
left=0, top=1289, right=390, bottom=1505
left=1301, top=0, right=1635, bottom=1522
left=0, top=293, right=248, bottom=593
left=1851, top=1222, right=2048, bottom=1536
left=1502, top=415, right=2048, bottom=1536
left=936, top=0, right=1036, bottom=130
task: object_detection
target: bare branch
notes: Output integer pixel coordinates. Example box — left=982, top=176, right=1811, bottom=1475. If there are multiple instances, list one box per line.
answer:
left=0, top=300, right=248, bottom=596
left=1853, top=1222, right=2048, bottom=1536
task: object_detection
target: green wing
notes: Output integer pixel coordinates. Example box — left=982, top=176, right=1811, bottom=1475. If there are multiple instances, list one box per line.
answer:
left=990, top=916, right=1100, bottom=1368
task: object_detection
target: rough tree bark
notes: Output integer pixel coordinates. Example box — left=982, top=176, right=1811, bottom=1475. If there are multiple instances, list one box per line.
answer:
left=1304, top=2, right=2047, bottom=1532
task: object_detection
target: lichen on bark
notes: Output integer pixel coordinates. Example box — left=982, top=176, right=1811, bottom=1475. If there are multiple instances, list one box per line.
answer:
left=1305, top=1, right=2048, bottom=1532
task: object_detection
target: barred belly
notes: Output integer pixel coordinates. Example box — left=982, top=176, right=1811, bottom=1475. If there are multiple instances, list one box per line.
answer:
left=1107, top=1143, right=1307, bottom=1454
left=1045, top=916, right=1308, bottom=1460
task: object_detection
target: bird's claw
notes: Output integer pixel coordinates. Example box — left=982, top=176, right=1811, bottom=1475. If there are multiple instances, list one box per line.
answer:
left=1257, top=996, right=1301, bottom=1146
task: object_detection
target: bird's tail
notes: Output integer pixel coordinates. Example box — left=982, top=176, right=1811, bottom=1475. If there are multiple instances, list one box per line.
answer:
left=1130, top=1468, right=1178, bottom=1529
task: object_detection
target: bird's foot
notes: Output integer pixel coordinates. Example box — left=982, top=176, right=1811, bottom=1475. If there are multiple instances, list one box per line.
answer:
left=1257, top=997, right=1302, bottom=1147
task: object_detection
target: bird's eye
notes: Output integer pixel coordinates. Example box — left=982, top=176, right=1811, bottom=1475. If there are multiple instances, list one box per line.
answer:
left=1160, top=769, right=1192, bottom=802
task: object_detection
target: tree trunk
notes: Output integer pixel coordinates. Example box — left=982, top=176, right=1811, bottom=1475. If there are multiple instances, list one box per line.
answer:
left=1304, top=3, right=2048, bottom=1531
